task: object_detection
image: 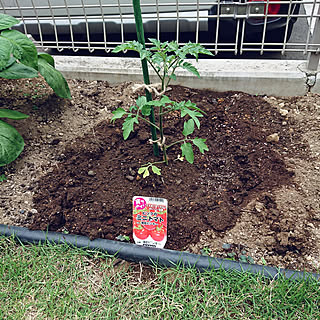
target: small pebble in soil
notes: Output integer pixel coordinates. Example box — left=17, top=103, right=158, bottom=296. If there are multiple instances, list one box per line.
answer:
left=126, top=175, right=135, bottom=182
left=88, top=170, right=96, bottom=176
left=266, top=133, right=279, bottom=143
left=222, top=243, right=231, bottom=250
left=279, top=109, right=289, bottom=116
left=129, top=168, right=136, bottom=176
left=20, top=209, right=25, bottom=214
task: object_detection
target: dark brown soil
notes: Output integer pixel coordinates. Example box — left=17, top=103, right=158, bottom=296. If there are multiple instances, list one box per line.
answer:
left=30, top=86, right=296, bottom=250
left=2, top=77, right=319, bottom=272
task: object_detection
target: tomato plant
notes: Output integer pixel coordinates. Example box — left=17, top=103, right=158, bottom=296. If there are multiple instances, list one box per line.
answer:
left=111, top=2, right=212, bottom=178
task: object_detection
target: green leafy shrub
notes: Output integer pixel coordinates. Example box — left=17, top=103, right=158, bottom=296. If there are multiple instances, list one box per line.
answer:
left=0, top=13, right=71, bottom=166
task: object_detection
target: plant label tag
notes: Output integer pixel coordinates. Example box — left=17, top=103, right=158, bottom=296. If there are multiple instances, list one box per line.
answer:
left=132, top=196, right=168, bottom=248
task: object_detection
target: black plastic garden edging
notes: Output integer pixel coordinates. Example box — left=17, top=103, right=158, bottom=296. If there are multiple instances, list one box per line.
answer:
left=0, top=224, right=319, bottom=281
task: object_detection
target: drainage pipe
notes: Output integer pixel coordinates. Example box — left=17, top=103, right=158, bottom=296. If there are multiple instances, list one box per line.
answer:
left=0, top=224, right=319, bottom=281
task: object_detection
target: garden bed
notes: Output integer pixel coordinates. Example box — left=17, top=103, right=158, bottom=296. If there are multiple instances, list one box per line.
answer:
left=1, top=77, right=319, bottom=273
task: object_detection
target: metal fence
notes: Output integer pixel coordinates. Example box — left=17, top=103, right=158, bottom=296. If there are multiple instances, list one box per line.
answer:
left=1, top=0, right=320, bottom=70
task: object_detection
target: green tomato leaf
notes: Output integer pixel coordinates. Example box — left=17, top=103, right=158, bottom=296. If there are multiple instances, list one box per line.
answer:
left=182, top=119, right=195, bottom=137
left=184, top=100, right=206, bottom=114
left=169, top=73, right=176, bottom=81
left=141, top=105, right=151, bottom=116
left=140, top=49, right=151, bottom=60
left=151, top=165, right=161, bottom=175
left=150, top=52, right=163, bottom=67
left=193, top=138, right=209, bottom=154
left=138, top=167, right=147, bottom=175
left=143, top=167, right=150, bottom=178
left=168, top=41, right=179, bottom=52
left=136, top=96, right=147, bottom=108
left=0, top=14, right=19, bottom=31
left=181, top=142, right=194, bottom=164
left=0, top=61, right=38, bottom=79
left=111, top=108, right=126, bottom=122
left=38, top=56, right=71, bottom=99
left=0, top=119, right=25, bottom=166
left=122, top=116, right=139, bottom=140
left=1, top=29, right=38, bottom=69
left=0, top=109, right=29, bottom=120
left=181, top=107, right=203, bottom=129
left=181, top=62, right=200, bottom=78
left=148, top=38, right=161, bottom=49
left=38, top=52, right=55, bottom=67
left=112, top=41, right=143, bottom=54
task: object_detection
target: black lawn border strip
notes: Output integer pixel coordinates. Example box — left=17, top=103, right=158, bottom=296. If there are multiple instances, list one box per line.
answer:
left=0, top=224, right=319, bottom=281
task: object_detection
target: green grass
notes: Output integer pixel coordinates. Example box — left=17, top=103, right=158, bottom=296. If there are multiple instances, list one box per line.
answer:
left=0, top=236, right=319, bottom=319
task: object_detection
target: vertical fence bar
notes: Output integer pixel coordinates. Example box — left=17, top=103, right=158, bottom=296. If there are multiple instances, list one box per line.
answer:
left=307, top=3, right=320, bottom=70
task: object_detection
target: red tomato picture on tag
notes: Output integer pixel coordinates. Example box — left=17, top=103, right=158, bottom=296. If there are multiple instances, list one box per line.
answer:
left=133, top=225, right=149, bottom=240
left=150, top=226, right=166, bottom=241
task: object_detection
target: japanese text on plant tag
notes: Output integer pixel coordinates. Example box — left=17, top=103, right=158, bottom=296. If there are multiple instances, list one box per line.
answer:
left=132, top=196, right=168, bottom=248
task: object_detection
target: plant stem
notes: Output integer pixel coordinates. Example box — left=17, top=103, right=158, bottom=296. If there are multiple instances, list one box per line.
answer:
left=132, top=0, right=159, bottom=157
left=166, top=138, right=188, bottom=149
left=136, top=114, right=160, bottom=130
left=159, top=77, right=168, bottom=165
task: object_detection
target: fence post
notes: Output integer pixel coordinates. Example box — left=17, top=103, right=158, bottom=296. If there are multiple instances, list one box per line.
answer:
left=307, top=5, right=320, bottom=71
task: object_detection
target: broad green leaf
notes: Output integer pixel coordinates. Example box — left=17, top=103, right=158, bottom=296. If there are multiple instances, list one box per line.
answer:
left=148, top=38, right=161, bottom=49
left=0, top=120, right=24, bottom=166
left=181, top=142, right=194, bottom=164
left=184, top=100, right=205, bottom=114
left=181, top=107, right=203, bottom=129
left=140, top=49, right=151, bottom=60
left=138, top=167, right=147, bottom=175
left=181, top=62, right=200, bottom=78
left=136, top=96, right=147, bottom=108
left=0, top=37, right=12, bottom=70
left=141, top=104, right=151, bottom=116
left=38, top=52, right=55, bottom=67
left=169, top=73, right=176, bottom=81
left=112, top=41, right=143, bottom=54
left=193, top=138, right=209, bottom=153
left=0, top=14, right=19, bottom=31
left=1, top=29, right=38, bottom=69
left=0, top=61, right=38, bottom=79
left=168, top=41, right=179, bottom=52
left=199, top=47, right=214, bottom=56
left=151, top=165, right=161, bottom=175
left=38, top=56, right=71, bottom=99
left=122, top=116, right=139, bottom=140
left=143, top=168, right=150, bottom=178
left=145, top=96, right=173, bottom=108
left=112, top=42, right=133, bottom=53
left=129, top=105, right=138, bottom=112
left=150, top=52, right=163, bottom=67
left=182, top=119, right=195, bottom=137
left=0, top=109, right=29, bottom=120
left=111, top=108, right=126, bottom=122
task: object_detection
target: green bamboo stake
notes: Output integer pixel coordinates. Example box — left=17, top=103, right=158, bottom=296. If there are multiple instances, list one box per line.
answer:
left=132, top=0, right=159, bottom=157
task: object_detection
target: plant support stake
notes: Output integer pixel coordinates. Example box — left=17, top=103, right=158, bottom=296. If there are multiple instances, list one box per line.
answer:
left=132, top=0, right=159, bottom=156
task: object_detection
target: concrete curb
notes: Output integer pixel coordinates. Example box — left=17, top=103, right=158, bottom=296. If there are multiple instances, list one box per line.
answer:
left=54, top=56, right=318, bottom=96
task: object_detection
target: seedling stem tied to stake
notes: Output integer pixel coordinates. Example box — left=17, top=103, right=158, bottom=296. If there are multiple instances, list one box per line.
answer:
left=111, top=0, right=213, bottom=178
